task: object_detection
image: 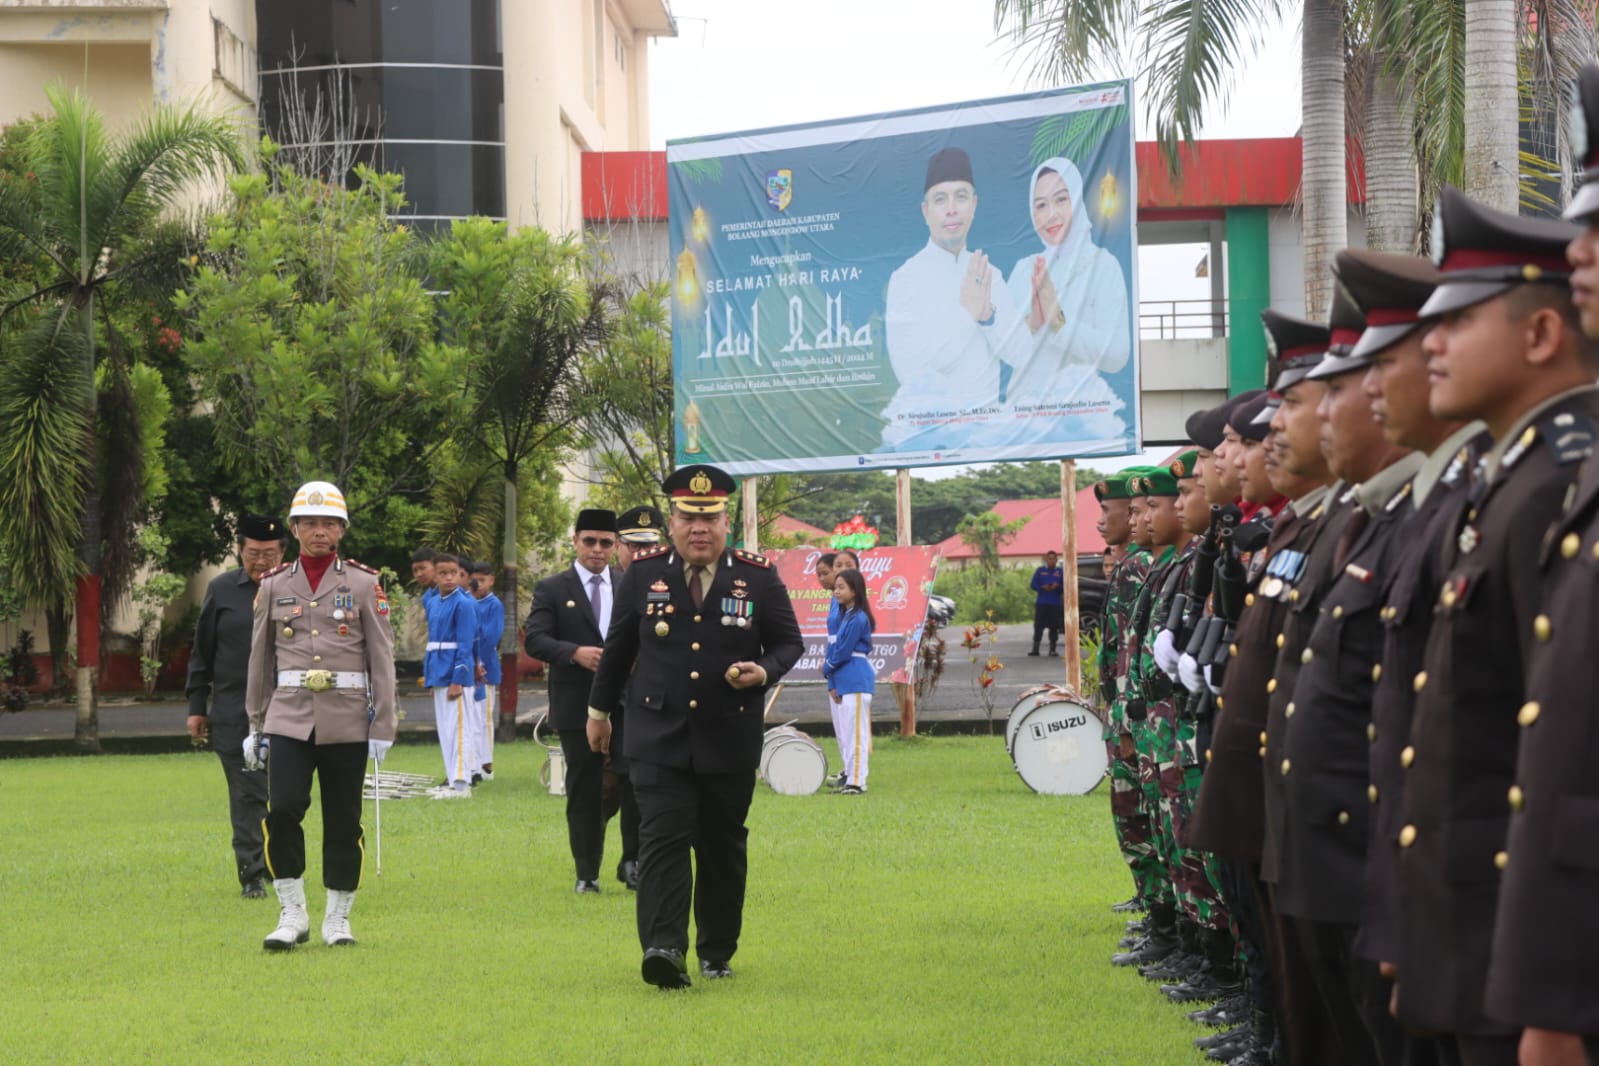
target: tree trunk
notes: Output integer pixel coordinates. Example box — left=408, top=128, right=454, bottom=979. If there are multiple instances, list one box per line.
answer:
left=1463, top=0, right=1520, bottom=211
left=1302, top=0, right=1348, bottom=319
left=1364, top=51, right=1419, bottom=253
left=496, top=470, right=519, bottom=743
left=45, top=600, right=71, bottom=697
left=73, top=294, right=100, bottom=753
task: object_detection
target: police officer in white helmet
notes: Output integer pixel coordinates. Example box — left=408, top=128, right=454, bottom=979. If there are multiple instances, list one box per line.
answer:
left=243, top=481, right=398, bottom=950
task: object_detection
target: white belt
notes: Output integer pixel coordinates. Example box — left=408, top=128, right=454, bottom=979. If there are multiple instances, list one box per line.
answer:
left=426, top=642, right=459, bottom=651
left=278, top=670, right=368, bottom=691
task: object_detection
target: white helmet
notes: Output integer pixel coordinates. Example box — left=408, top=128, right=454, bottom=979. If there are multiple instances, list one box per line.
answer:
left=289, top=480, right=349, bottom=523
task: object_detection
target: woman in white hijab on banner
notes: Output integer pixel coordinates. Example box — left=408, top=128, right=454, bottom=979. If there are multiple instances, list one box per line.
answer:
left=999, top=155, right=1129, bottom=447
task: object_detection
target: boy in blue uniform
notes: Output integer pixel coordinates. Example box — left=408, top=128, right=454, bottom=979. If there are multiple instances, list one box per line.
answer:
left=468, top=560, right=504, bottom=782
left=424, top=553, right=479, bottom=798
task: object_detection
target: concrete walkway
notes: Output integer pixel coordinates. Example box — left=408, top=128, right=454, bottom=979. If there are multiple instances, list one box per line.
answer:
left=0, top=623, right=1089, bottom=755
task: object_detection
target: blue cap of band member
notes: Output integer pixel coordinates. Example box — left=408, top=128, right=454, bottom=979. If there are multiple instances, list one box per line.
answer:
left=664, top=465, right=737, bottom=514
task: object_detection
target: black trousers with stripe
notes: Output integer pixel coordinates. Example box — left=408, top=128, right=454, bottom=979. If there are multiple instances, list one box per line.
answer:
left=264, top=734, right=367, bottom=891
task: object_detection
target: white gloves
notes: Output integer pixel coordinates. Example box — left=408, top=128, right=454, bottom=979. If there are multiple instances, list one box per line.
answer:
left=1204, top=664, right=1222, bottom=697
left=242, top=732, right=266, bottom=771
left=1154, top=630, right=1181, bottom=679
left=368, top=738, right=392, bottom=765
left=1179, top=653, right=1204, bottom=694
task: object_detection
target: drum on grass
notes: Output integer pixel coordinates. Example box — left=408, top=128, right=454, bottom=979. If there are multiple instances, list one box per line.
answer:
left=760, top=724, right=828, bottom=795
left=1006, top=684, right=1070, bottom=754
left=1006, top=689, right=1107, bottom=795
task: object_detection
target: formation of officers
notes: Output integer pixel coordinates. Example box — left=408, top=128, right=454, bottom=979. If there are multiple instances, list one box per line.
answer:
left=1093, top=63, right=1599, bottom=1066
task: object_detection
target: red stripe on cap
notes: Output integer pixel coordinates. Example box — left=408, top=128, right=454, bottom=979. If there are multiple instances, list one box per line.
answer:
left=1363, top=308, right=1421, bottom=327
left=1439, top=248, right=1571, bottom=275
left=1330, top=328, right=1363, bottom=347
left=1277, top=343, right=1323, bottom=361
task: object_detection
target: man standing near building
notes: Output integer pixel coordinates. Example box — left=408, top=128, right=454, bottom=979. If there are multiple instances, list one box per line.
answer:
left=186, top=513, right=286, bottom=899
left=1028, top=550, right=1065, bottom=657
left=586, top=465, right=804, bottom=989
left=525, top=509, right=622, bottom=894
left=244, top=481, right=397, bottom=950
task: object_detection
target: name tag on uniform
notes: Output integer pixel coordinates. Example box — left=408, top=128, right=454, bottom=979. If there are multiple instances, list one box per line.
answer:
left=276, top=597, right=298, bottom=606
left=647, top=579, right=670, bottom=604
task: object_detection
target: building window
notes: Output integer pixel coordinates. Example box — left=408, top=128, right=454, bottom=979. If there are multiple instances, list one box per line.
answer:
left=614, top=26, right=626, bottom=71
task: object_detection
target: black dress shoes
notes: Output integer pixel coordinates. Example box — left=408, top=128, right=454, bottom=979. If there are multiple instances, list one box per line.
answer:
left=699, top=958, right=733, bottom=979
left=241, top=878, right=267, bottom=900
left=642, top=947, right=691, bottom=990
left=616, top=860, right=639, bottom=891
left=574, top=879, right=600, bottom=894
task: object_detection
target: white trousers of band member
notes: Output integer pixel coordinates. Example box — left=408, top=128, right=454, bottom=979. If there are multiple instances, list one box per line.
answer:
left=832, top=692, right=872, bottom=788
left=472, top=684, right=496, bottom=769
left=433, top=687, right=477, bottom=787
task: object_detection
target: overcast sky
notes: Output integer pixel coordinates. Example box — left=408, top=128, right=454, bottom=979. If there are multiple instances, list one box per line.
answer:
left=647, top=2, right=1303, bottom=475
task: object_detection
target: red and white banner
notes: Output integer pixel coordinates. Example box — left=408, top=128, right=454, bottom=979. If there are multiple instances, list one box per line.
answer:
left=767, top=546, right=940, bottom=685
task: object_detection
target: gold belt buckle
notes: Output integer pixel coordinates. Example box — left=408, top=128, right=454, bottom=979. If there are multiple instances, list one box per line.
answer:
left=304, top=669, right=335, bottom=692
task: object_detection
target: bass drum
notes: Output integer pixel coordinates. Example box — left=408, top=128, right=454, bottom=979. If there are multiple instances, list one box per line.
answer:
left=1006, top=684, right=1071, bottom=754
left=1005, top=689, right=1107, bottom=795
left=760, top=724, right=828, bottom=796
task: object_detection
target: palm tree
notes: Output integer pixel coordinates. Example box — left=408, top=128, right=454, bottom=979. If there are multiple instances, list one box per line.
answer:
left=0, top=86, right=241, bottom=750
left=1464, top=0, right=1520, bottom=209
left=1302, top=0, right=1347, bottom=316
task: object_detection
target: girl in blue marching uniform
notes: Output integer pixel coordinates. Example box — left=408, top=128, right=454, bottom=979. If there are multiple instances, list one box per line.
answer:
left=824, top=568, right=876, bottom=795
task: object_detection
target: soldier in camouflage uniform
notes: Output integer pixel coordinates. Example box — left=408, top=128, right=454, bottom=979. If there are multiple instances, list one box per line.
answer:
left=1095, top=470, right=1158, bottom=915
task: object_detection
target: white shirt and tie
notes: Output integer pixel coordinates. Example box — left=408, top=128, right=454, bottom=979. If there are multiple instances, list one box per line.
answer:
left=574, top=563, right=613, bottom=643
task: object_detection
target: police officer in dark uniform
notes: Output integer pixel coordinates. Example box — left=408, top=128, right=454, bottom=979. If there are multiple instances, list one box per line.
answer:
left=1275, top=281, right=1422, bottom=1065
left=1483, top=67, right=1599, bottom=1066
left=1337, top=248, right=1475, bottom=1066
left=587, top=465, right=804, bottom=989
left=1393, top=187, right=1598, bottom=1066
left=185, top=512, right=286, bottom=899
left=605, top=503, right=668, bottom=891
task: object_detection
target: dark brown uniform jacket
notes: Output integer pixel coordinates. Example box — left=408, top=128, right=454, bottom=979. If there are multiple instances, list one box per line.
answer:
left=1260, top=489, right=1357, bottom=885
left=1486, top=404, right=1599, bottom=1037
left=1275, top=457, right=1422, bottom=924
left=1396, top=386, right=1599, bottom=1035
left=1354, top=428, right=1482, bottom=965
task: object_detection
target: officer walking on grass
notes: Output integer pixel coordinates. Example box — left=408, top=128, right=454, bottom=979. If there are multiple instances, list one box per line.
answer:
left=185, top=512, right=286, bottom=900
left=244, top=481, right=397, bottom=951
left=586, top=465, right=803, bottom=989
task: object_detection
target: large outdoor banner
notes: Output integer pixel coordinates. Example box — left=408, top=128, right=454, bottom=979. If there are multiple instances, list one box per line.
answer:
left=768, top=546, right=940, bottom=686
left=667, top=81, right=1140, bottom=475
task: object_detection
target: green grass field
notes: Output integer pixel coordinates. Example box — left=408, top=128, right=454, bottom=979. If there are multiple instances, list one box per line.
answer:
left=2, top=737, right=1202, bottom=1065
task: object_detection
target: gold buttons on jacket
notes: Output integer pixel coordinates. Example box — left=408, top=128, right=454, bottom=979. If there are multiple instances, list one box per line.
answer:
left=1332, top=605, right=1343, bottom=620
left=283, top=627, right=294, bottom=638
left=1518, top=701, right=1541, bottom=727
left=694, top=615, right=702, bottom=623
left=688, top=700, right=698, bottom=710
left=1280, top=759, right=1291, bottom=776
left=1285, top=702, right=1296, bottom=719
left=690, top=671, right=700, bottom=680
left=1267, top=678, right=1277, bottom=694
left=1440, top=585, right=1457, bottom=608
left=1400, top=745, right=1415, bottom=768
left=1229, top=643, right=1239, bottom=658
left=1301, top=648, right=1313, bottom=665
left=1534, top=615, right=1552, bottom=641
left=1246, top=594, right=1256, bottom=607
left=1259, top=731, right=1268, bottom=745
left=1289, top=589, right=1300, bottom=603
left=1494, top=851, right=1509, bottom=870
left=1276, top=634, right=1285, bottom=649
left=1367, top=723, right=1377, bottom=742
left=1337, top=811, right=1350, bottom=825
left=691, top=642, right=701, bottom=651
left=1399, top=825, right=1417, bottom=847
left=311, top=629, right=320, bottom=636
left=309, top=600, right=318, bottom=608
left=1258, top=746, right=1266, bottom=757
left=313, top=655, right=322, bottom=663
left=1205, top=749, right=1213, bottom=763
left=1371, top=664, right=1382, bottom=683
left=1412, top=671, right=1427, bottom=693
left=1508, top=785, right=1524, bottom=811
left=1368, top=784, right=1379, bottom=803
left=1562, top=533, right=1581, bottom=558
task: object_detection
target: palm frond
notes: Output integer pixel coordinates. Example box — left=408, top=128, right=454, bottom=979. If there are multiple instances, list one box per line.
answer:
left=993, top=0, right=1140, bottom=86
left=31, top=85, right=111, bottom=287
left=0, top=308, right=91, bottom=607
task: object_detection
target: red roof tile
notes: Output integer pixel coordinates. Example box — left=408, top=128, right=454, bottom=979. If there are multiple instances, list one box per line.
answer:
left=933, top=490, right=1107, bottom=560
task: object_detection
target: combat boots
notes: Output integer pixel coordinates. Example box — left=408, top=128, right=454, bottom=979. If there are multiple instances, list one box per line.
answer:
left=263, top=877, right=311, bottom=951
left=322, top=888, right=357, bottom=946
left=1165, top=926, right=1244, bottom=1002
left=1140, top=918, right=1202, bottom=979
left=1111, top=902, right=1178, bottom=966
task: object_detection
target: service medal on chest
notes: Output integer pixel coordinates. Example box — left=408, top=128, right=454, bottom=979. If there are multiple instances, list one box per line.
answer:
left=1458, top=526, right=1479, bottom=554
left=655, top=621, right=670, bottom=638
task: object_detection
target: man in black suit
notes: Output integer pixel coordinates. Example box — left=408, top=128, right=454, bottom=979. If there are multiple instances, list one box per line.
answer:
left=587, top=465, right=804, bottom=989
left=525, top=508, right=621, bottom=894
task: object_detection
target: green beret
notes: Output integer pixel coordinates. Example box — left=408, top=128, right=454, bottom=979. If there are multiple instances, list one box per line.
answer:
left=1168, top=449, right=1201, bottom=480
left=1093, top=472, right=1133, bottom=502
left=1138, top=468, right=1180, bottom=497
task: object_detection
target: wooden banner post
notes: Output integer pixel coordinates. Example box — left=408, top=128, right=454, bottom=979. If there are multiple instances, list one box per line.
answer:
left=1061, top=459, right=1081, bottom=696
left=895, top=468, right=916, bottom=736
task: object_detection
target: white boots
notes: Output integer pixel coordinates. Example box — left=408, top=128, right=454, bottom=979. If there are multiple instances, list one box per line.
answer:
left=262, top=878, right=311, bottom=951
left=322, top=889, right=357, bottom=947
left=262, top=880, right=358, bottom=950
